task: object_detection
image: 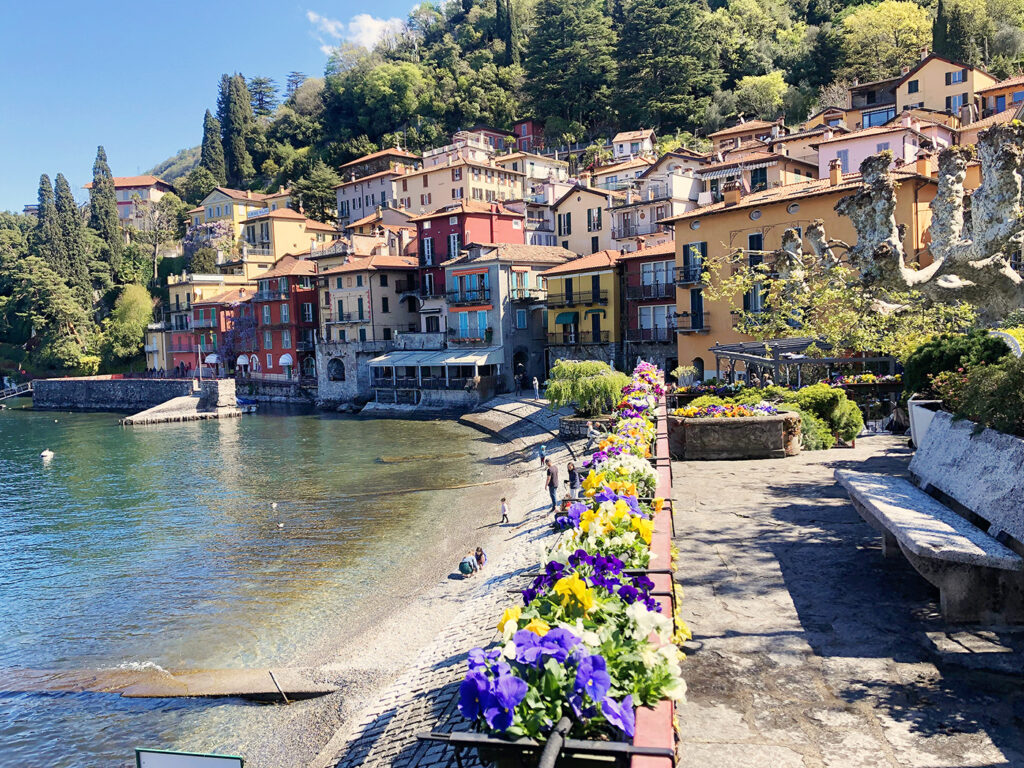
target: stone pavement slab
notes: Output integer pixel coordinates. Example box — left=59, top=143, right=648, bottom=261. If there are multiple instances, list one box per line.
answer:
left=673, top=435, right=1024, bottom=768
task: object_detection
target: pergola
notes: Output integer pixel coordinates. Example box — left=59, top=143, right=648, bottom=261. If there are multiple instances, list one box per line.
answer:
left=708, top=338, right=897, bottom=386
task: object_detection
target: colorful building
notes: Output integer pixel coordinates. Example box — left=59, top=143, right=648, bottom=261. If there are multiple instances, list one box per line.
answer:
left=393, top=158, right=526, bottom=213
left=318, top=252, right=419, bottom=344
left=694, top=150, right=817, bottom=205
left=550, top=186, right=621, bottom=256
left=894, top=53, right=996, bottom=118
left=813, top=116, right=954, bottom=177
left=706, top=120, right=779, bottom=153
left=977, top=74, right=1024, bottom=116
left=608, top=155, right=702, bottom=250
left=511, top=118, right=545, bottom=152
left=620, top=240, right=678, bottom=375
left=335, top=166, right=409, bottom=228
left=611, top=129, right=657, bottom=160
left=189, top=287, right=254, bottom=377
left=495, top=152, right=569, bottom=183
left=251, top=256, right=319, bottom=379
left=165, top=272, right=251, bottom=375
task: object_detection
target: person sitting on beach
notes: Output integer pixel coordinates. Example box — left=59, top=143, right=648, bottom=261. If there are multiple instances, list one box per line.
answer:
left=459, top=551, right=479, bottom=578
left=475, top=547, right=487, bottom=570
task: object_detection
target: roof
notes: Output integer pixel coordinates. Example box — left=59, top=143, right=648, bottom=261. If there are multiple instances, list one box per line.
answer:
left=639, top=150, right=710, bottom=178
left=257, top=255, right=318, bottom=279
left=592, top=157, right=653, bottom=176
left=305, top=219, right=339, bottom=232
left=496, top=151, right=568, bottom=167
left=243, top=207, right=337, bottom=232
left=467, top=124, right=516, bottom=136
left=319, top=253, right=417, bottom=275
left=848, top=75, right=901, bottom=91
left=84, top=174, right=172, bottom=190
left=896, top=53, right=992, bottom=88
left=707, top=120, right=777, bottom=139
left=539, top=249, right=623, bottom=277
left=346, top=210, right=383, bottom=229
left=407, top=200, right=523, bottom=222
left=612, top=129, right=656, bottom=143
left=334, top=167, right=407, bottom=189
left=812, top=125, right=926, bottom=147
left=695, top=151, right=814, bottom=174
left=771, top=124, right=851, bottom=143
left=192, top=286, right=254, bottom=306
left=977, top=74, right=1024, bottom=94
left=616, top=240, right=677, bottom=261
left=551, top=184, right=616, bottom=210
left=664, top=169, right=935, bottom=223
left=958, top=105, right=1019, bottom=134
left=339, top=147, right=419, bottom=170
left=399, top=157, right=525, bottom=180
left=441, top=243, right=577, bottom=267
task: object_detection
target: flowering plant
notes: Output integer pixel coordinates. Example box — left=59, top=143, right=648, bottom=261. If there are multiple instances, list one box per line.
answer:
left=673, top=402, right=778, bottom=418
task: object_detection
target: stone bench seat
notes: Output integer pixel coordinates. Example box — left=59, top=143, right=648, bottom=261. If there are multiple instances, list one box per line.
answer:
left=835, top=470, right=1023, bottom=571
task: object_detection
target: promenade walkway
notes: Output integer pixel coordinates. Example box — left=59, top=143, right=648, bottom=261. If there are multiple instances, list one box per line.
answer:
left=673, top=434, right=1024, bottom=767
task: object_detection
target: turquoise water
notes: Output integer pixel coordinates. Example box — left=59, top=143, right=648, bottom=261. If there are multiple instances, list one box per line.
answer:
left=0, top=406, right=487, bottom=767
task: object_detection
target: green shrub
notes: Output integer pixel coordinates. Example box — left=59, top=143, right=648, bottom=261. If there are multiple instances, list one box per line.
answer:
left=783, top=383, right=844, bottom=425
left=835, top=399, right=865, bottom=442
left=545, top=359, right=629, bottom=417
left=778, top=405, right=835, bottom=450
left=953, top=355, right=1024, bottom=437
left=687, top=394, right=729, bottom=408
left=903, top=331, right=1010, bottom=396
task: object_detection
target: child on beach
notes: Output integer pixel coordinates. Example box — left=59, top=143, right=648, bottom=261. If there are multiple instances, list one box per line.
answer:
left=538, top=444, right=547, bottom=467
left=500, top=497, right=509, bottom=523
left=475, top=547, right=487, bottom=570
left=459, top=551, right=479, bottom=577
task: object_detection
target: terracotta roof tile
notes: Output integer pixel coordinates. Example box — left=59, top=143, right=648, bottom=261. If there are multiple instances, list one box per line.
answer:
left=84, top=174, right=172, bottom=190
left=257, top=255, right=318, bottom=279
left=407, top=200, right=523, bottom=222
left=612, top=129, right=656, bottom=142
left=339, top=147, right=419, bottom=169
left=441, top=243, right=577, bottom=267
left=707, top=120, right=777, bottom=138
left=617, top=240, right=676, bottom=260
left=539, top=249, right=622, bottom=277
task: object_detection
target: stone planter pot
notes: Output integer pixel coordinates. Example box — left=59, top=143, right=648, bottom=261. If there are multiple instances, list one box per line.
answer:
left=667, top=413, right=801, bottom=460
left=559, top=414, right=615, bottom=440
left=908, top=396, right=942, bottom=449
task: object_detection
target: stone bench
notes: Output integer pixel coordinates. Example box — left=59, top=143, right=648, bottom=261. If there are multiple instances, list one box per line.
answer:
left=835, top=411, right=1024, bottom=623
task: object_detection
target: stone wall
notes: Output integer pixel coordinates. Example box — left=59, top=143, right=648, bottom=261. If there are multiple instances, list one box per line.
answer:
left=547, top=342, right=619, bottom=371
left=33, top=376, right=196, bottom=411
left=558, top=414, right=616, bottom=439
left=667, top=413, right=802, bottom=460
left=623, top=342, right=677, bottom=378
left=198, top=379, right=237, bottom=409
left=235, top=377, right=314, bottom=404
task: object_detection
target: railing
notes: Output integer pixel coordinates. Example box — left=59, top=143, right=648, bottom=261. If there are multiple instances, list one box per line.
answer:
left=612, top=222, right=670, bottom=239
left=143, top=343, right=160, bottom=353
left=295, top=341, right=315, bottom=351
left=168, top=343, right=195, bottom=353
left=448, top=332, right=489, bottom=345
left=674, top=265, right=704, bottom=285
left=625, top=282, right=675, bottom=300
left=373, top=375, right=500, bottom=391
left=395, top=279, right=418, bottom=293
left=447, top=289, right=491, bottom=305
left=192, top=317, right=217, bottom=328
left=546, top=290, right=608, bottom=308
left=675, top=312, right=710, bottom=332
left=625, top=326, right=676, bottom=342
left=419, top=286, right=445, bottom=299
left=510, top=288, right=544, bottom=302
left=326, top=312, right=370, bottom=324
left=0, top=382, right=32, bottom=401
left=547, top=331, right=610, bottom=345
left=242, top=244, right=272, bottom=257
left=526, top=217, right=553, bottom=231
left=253, top=289, right=288, bottom=301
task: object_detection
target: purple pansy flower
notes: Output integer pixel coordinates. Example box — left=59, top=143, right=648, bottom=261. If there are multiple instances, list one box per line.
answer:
left=574, top=654, right=611, bottom=701
left=458, top=669, right=493, bottom=721
left=601, top=695, right=635, bottom=738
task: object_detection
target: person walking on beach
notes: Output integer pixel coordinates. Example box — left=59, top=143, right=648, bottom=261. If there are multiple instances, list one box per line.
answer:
left=459, top=551, right=479, bottom=578
left=532, top=376, right=540, bottom=400
left=500, top=496, right=510, bottom=523
left=566, top=461, right=581, bottom=499
left=475, top=547, right=487, bottom=571
left=544, top=458, right=559, bottom=511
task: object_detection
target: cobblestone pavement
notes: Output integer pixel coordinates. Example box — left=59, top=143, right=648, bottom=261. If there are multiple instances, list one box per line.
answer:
left=312, top=480, right=558, bottom=768
left=673, top=435, right=1024, bottom=768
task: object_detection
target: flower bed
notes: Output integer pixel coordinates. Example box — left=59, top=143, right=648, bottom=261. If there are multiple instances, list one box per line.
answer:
left=672, top=402, right=778, bottom=419
left=667, top=412, right=802, bottom=460
left=450, top=361, right=682, bottom=765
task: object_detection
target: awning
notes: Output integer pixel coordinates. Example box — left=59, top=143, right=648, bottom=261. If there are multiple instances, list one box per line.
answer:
left=204, top=354, right=219, bottom=364
left=236, top=354, right=249, bottom=366
left=699, top=161, right=777, bottom=180
left=279, top=353, right=294, bottom=366
left=444, top=348, right=504, bottom=367
left=555, top=311, right=579, bottom=325
left=584, top=309, right=607, bottom=317
left=369, top=348, right=504, bottom=368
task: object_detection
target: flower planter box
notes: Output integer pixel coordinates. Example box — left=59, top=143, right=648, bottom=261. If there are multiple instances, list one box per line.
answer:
left=667, top=413, right=801, bottom=460
left=559, top=414, right=616, bottom=440
left=907, top=397, right=942, bottom=449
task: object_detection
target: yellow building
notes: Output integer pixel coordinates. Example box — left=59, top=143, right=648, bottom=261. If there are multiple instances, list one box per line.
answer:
left=895, top=54, right=996, bottom=117
left=393, top=159, right=526, bottom=214
left=663, top=163, right=938, bottom=379
left=550, top=185, right=622, bottom=256
left=143, top=321, right=170, bottom=371
left=539, top=250, right=623, bottom=369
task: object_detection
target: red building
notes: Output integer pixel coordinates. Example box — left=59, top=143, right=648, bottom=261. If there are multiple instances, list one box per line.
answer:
left=512, top=118, right=544, bottom=152
left=408, top=201, right=526, bottom=306
left=466, top=124, right=516, bottom=151
left=620, top=240, right=679, bottom=373
left=251, top=256, right=320, bottom=379
left=189, top=287, right=254, bottom=376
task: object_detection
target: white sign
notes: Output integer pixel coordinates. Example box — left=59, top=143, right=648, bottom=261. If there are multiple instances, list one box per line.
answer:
left=136, top=748, right=244, bottom=768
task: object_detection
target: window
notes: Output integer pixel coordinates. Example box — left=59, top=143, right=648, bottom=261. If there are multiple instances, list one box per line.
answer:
left=267, top=353, right=273, bottom=370
left=336, top=277, right=343, bottom=289
left=356, top=275, right=363, bottom=287
left=383, top=327, right=392, bottom=340
left=907, top=79, right=919, bottom=94
left=835, top=149, right=849, bottom=172
left=224, top=203, right=232, bottom=216
left=863, top=107, right=895, bottom=127
left=1014, top=91, right=1024, bottom=103
left=638, top=304, right=671, bottom=330
left=262, top=305, right=271, bottom=325
left=630, top=141, right=640, bottom=154
left=425, top=315, right=440, bottom=332
left=379, top=274, right=388, bottom=287
left=946, top=68, right=968, bottom=85
left=402, top=179, right=408, bottom=192
left=876, top=142, right=890, bottom=152
left=516, top=309, right=527, bottom=329
left=452, top=167, right=462, bottom=181
left=476, top=309, right=488, bottom=338
left=557, top=212, right=572, bottom=236
left=357, top=297, right=365, bottom=320
left=281, top=304, right=290, bottom=323
left=215, top=205, right=221, bottom=217
left=591, top=235, right=599, bottom=253
left=337, top=299, right=344, bottom=318
left=358, top=327, right=366, bottom=342
left=263, top=330, right=273, bottom=349
left=452, top=187, right=464, bottom=199
left=423, top=174, right=429, bottom=187
left=381, top=296, right=390, bottom=313
left=512, top=219, right=522, bottom=229
left=750, top=167, right=767, bottom=192
left=282, top=330, right=292, bottom=348
left=302, top=303, right=313, bottom=322
left=448, top=232, right=461, bottom=256
left=996, top=95, right=1007, bottom=112
left=586, top=207, right=602, bottom=231
left=945, top=93, right=969, bottom=114
left=472, top=188, right=483, bottom=200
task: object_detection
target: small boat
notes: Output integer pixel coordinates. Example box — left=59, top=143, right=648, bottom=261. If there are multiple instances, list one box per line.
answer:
left=40, top=449, right=54, bottom=459
left=236, top=396, right=258, bottom=406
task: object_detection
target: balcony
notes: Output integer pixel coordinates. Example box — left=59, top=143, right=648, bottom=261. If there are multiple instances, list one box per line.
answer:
left=168, top=342, right=194, bottom=354
left=674, top=265, right=704, bottom=285
left=295, top=340, right=315, bottom=351
left=447, top=289, right=491, bottom=306
left=242, top=244, right=273, bottom=257
left=192, top=316, right=217, bottom=328
left=395, top=279, right=418, bottom=293
left=625, top=282, right=675, bottom=300
left=419, top=286, right=445, bottom=299
left=526, top=217, right=554, bottom=232
left=510, top=288, right=544, bottom=302
left=143, top=343, right=160, bottom=353
left=546, top=290, right=608, bottom=308
left=625, top=326, right=676, bottom=342
left=325, top=312, right=370, bottom=324
left=675, top=312, right=710, bottom=332
left=547, top=331, right=610, bottom=345
left=612, top=222, right=670, bottom=239
left=253, top=289, right=289, bottom=301
left=448, top=329, right=491, bottom=345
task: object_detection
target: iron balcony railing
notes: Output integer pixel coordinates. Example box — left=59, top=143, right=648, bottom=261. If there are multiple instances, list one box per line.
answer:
left=674, top=265, right=704, bottom=285
left=510, top=288, right=544, bottom=302
left=419, top=286, right=445, bottom=299
left=192, top=317, right=217, bottom=328
left=625, top=326, right=677, bottom=342
left=253, top=289, right=289, bottom=301
left=612, top=222, right=670, bottom=239
left=168, top=342, right=195, bottom=354
left=625, top=282, right=675, bottom=300
left=526, top=217, right=554, bottom=232
left=675, top=311, right=711, bottom=332
left=547, top=331, right=610, bottom=345
left=545, top=290, right=608, bottom=308
left=447, top=331, right=490, bottom=345
left=325, top=312, right=370, bottom=324
left=295, top=341, right=315, bottom=351
left=447, top=289, right=491, bottom=305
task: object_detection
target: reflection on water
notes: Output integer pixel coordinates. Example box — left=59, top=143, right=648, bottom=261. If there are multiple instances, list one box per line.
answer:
left=0, top=407, right=486, bottom=766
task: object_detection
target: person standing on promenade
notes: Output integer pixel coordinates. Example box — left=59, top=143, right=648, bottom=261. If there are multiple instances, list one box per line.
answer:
left=545, top=458, right=559, bottom=511
left=500, top=496, right=509, bottom=523
left=566, top=461, right=581, bottom=499
left=538, top=443, right=547, bottom=467
left=532, top=376, right=540, bottom=400
left=513, top=373, right=522, bottom=397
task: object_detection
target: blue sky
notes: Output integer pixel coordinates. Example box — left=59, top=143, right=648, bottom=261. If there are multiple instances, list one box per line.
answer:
left=0, top=1, right=413, bottom=213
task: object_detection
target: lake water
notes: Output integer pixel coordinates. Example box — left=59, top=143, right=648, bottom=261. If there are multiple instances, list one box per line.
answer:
left=0, top=406, right=488, bottom=767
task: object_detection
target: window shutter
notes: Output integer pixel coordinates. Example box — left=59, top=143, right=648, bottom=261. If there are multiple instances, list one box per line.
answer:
left=945, top=71, right=952, bottom=86
left=566, top=212, right=572, bottom=235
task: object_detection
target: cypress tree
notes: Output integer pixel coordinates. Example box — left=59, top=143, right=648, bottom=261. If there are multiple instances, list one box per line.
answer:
left=933, top=0, right=949, bottom=59
left=54, top=173, right=90, bottom=296
left=32, top=174, right=62, bottom=273
left=87, top=146, right=122, bottom=273
left=200, top=110, right=227, bottom=185
left=222, top=74, right=256, bottom=187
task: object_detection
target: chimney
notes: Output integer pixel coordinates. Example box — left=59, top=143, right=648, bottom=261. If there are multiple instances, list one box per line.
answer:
left=245, top=190, right=252, bottom=199
left=901, top=65, right=910, bottom=75
left=852, top=77, right=859, bottom=87
left=901, top=113, right=913, bottom=128
left=915, top=152, right=933, bottom=177
left=829, top=158, right=843, bottom=186
left=960, top=102, right=975, bottom=126
left=920, top=47, right=929, bottom=60
left=722, top=180, right=742, bottom=206
left=823, top=128, right=833, bottom=141
left=635, top=236, right=646, bottom=250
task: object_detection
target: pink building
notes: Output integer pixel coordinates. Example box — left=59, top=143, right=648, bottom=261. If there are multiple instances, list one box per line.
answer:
left=814, top=115, right=954, bottom=177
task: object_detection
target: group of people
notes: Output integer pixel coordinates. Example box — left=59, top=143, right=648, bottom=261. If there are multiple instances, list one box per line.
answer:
left=459, top=547, right=488, bottom=577
left=512, top=373, right=541, bottom=400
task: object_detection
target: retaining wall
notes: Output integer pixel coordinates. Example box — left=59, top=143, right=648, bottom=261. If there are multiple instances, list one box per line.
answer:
left=667, top=412, right=802, bottom=460
left=33, top=377, right=196, bottom=411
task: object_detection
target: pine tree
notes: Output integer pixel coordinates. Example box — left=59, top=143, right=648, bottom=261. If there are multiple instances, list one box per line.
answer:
left=200, top=110, right=227, bottom=185
left=249, top=77, right=278, bottom=117
left=524, top=0, right=618, bottom=126
left=87, top=146, right=122, bottom=273
left=944, top=4, right=982, bottom=67
left=54, top=173, right=90, bottom=296
left=216, top=74, right=231, bottom=133
left=933, top=0, right=949, bottom=59
left=617, top=0, right=723, bottom=130
left=222, top=74, right=256, bottom=187
left=291, top=160, right=342, bottom=223
left=32, top=174, right=62, bottom=273
left=286, top=71, right=306, bottom=98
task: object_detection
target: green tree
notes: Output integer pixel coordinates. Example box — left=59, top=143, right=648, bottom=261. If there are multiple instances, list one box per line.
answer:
left=31, top=174, right=62, bottom=274
left=190, top=247, right=217, bottom=273
left=525, top=0, right=618, bottom=127
left=734, top=71, right=787, bottom=119
left=54, top=173, right=90, bottom=297
left=943, top=0, right=985, bottom=67
left=934, top=0, right=950, bottom=58
left=617, top=0, right=723, bottom=130
left=221, top=74, right=257, bottom=187
left=87, top=146, right=123, bottom=274
left=248, top=76, right=279, bottom=117
left=200, top=110, right=227, bottom=185
left=101, top=283, right=153, bottom=364
left=130, top=192, right=188, bottom=283
left=180, top=166, right=218, bottom=207
left=286, top=71, right=306, bottom=97
left=838, top=1, right=932, bottom=81
left=291, top=159, right=341, bottom=223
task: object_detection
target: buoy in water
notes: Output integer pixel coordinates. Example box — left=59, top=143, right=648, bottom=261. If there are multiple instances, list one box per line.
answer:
left=40, top=449, right=54, bottom=459
left=271, top=502, right=278, bottom=509
left=278, top=523, right=284, bottom=528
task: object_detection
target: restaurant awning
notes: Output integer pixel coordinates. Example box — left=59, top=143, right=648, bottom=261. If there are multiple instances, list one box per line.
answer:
left=369, top=348, right=504, bottom=368
left=204, top=354, right=219, bottom=364
left=236, top=354, right=249, bottom=366
left=555, top=311, right=579, bottom=325
left=444, top=348, right=504, bottom=366
left=279, top=353, right=294, bottom=366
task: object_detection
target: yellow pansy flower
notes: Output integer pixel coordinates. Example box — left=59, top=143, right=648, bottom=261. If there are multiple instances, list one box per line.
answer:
left=632, top=515, right=654, bottom=545
left=653, top=497, right=665, bottom=514
left=524, top=617, right=550, bottom=636
left=582, top=470, right=605, bottom=496
left=553, top=573, right=596, bottom=613
left=497, top=605, right=522, bottom=634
